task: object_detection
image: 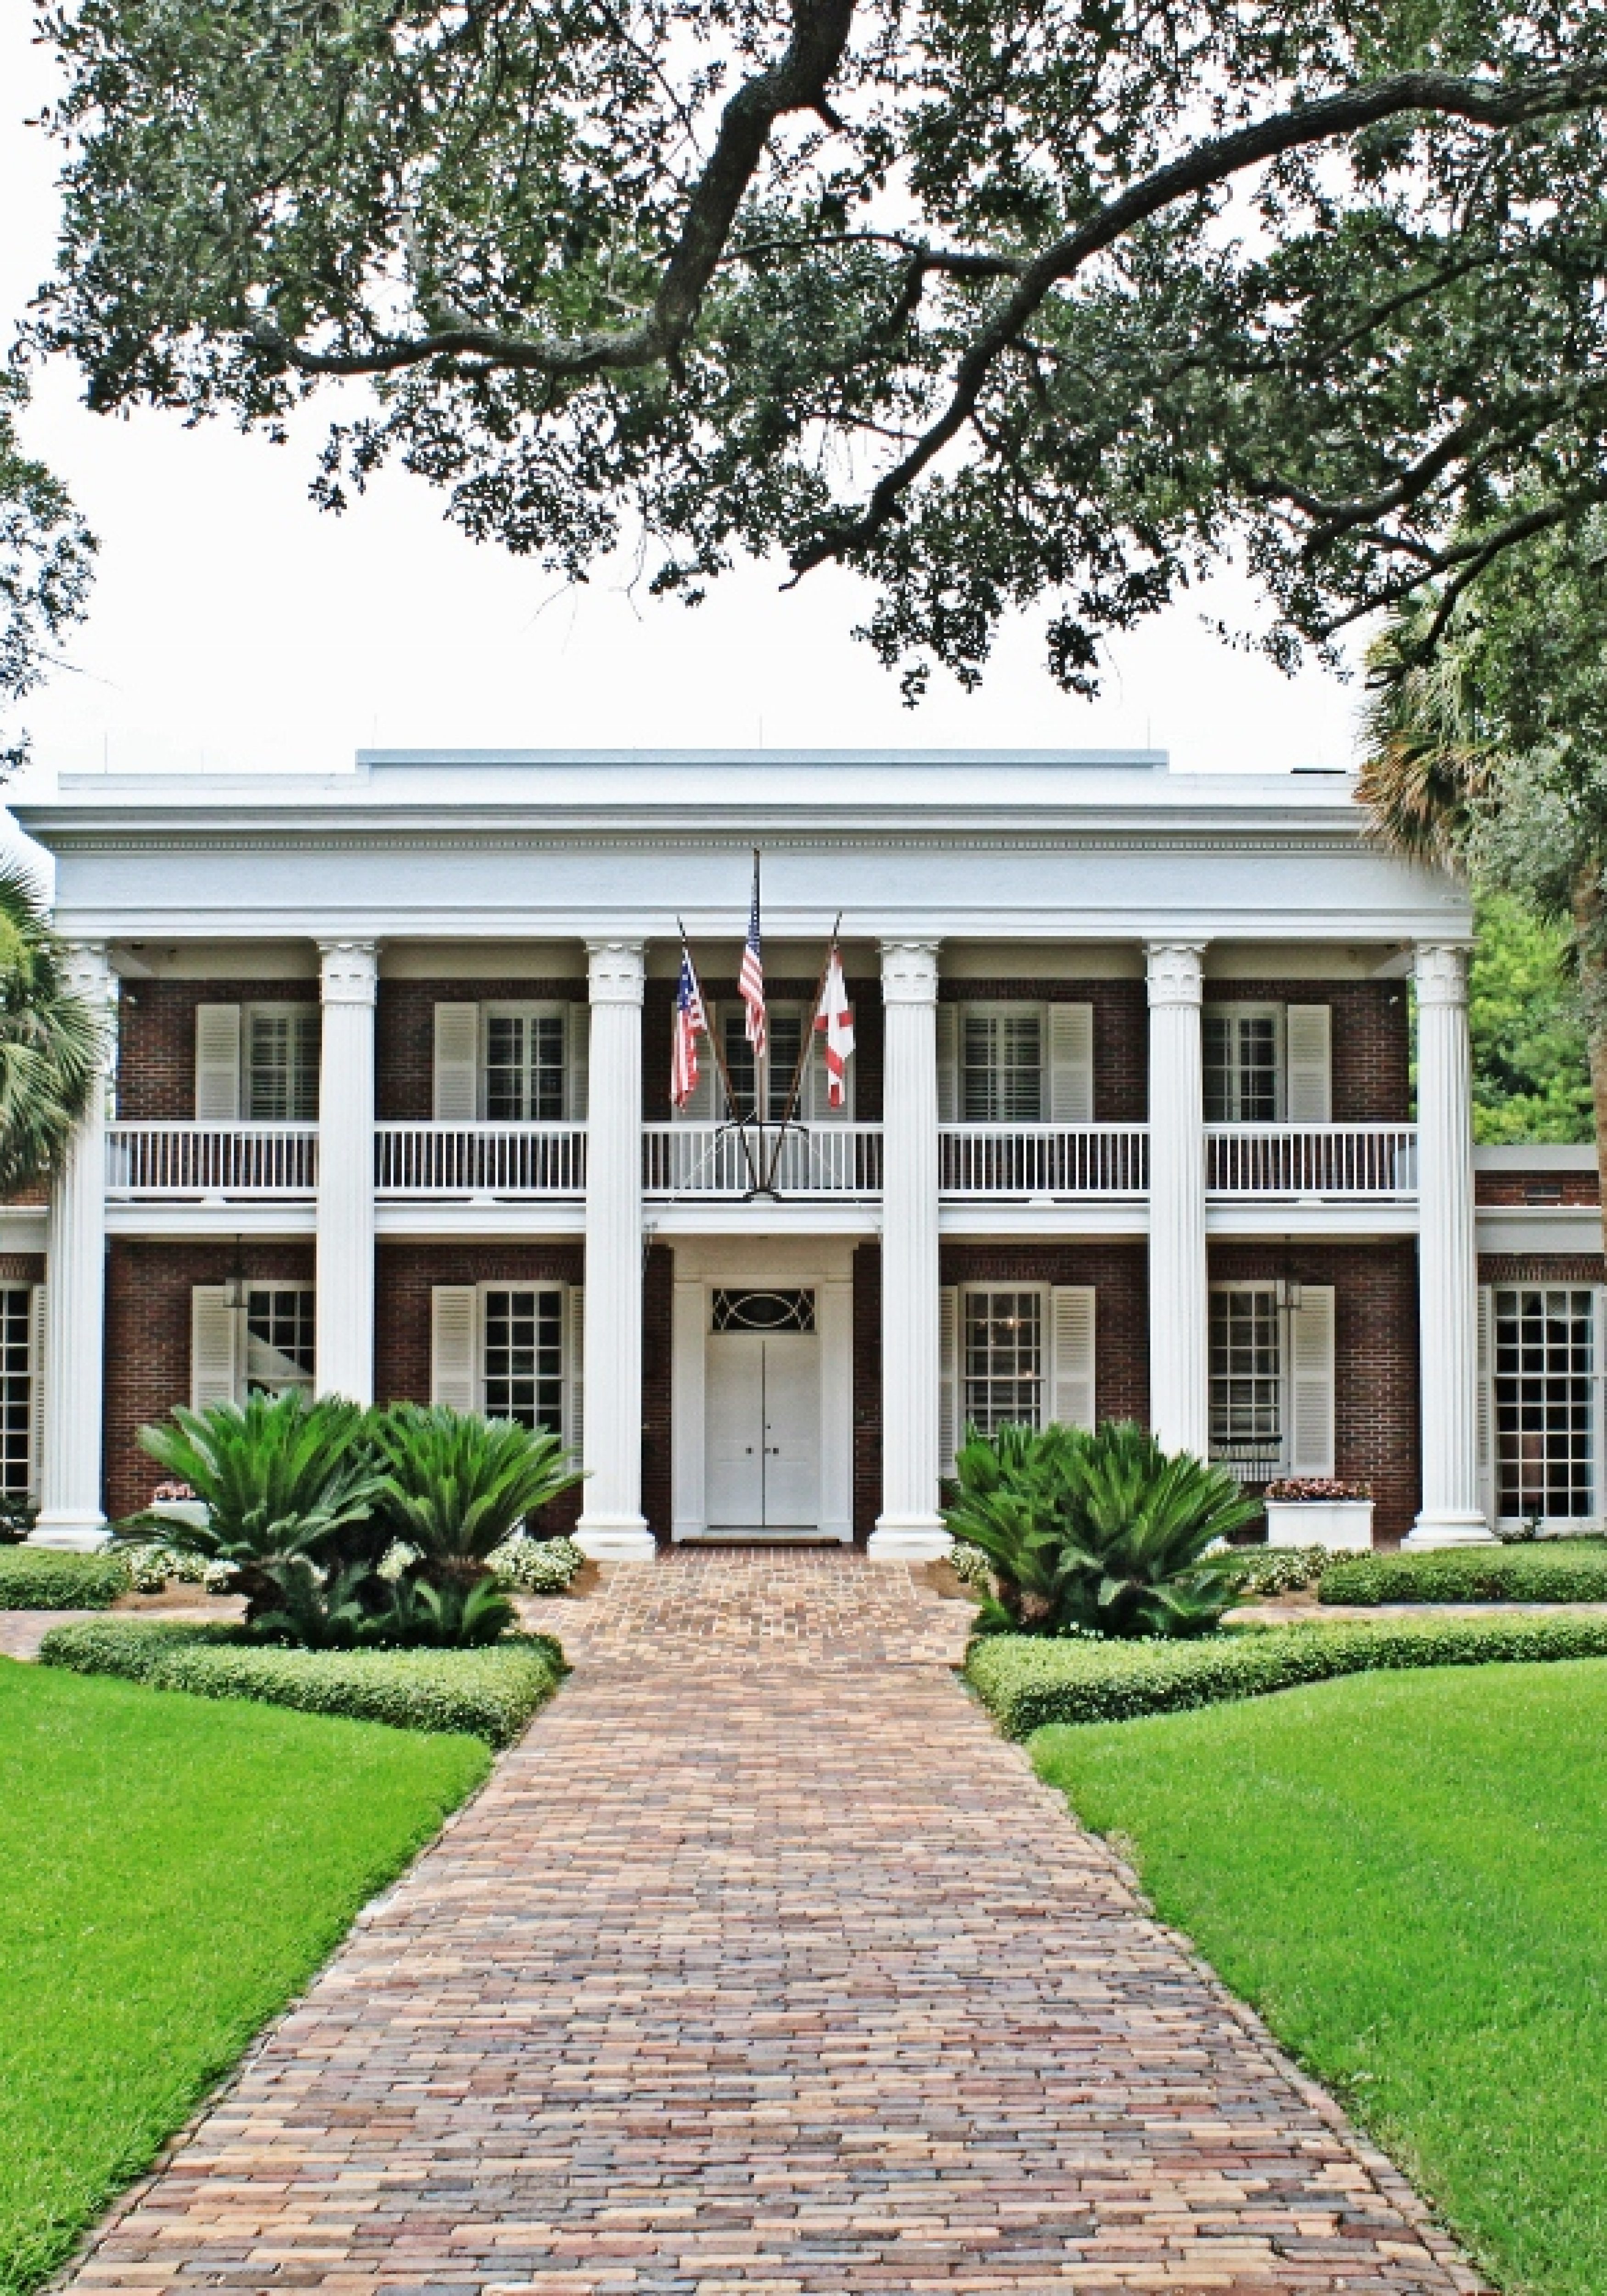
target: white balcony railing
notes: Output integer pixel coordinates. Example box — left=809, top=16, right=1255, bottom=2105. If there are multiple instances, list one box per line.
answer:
left=642, top=1121, right=883, bottom=1198
left=1206, top=1124, right=1418, bottom=1201
left=375, top=1123, right=587, bottom=1198
left=107, top=1122, right=319, bottom=1199
left=939, top=1123, right=1149, bottom=1199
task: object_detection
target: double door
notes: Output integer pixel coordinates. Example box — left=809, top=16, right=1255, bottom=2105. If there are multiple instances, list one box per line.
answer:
left=705, top=1332, right=820, bottom=1529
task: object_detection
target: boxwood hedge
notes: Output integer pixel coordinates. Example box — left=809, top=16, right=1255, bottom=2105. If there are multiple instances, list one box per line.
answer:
left=0, top=1547, right=130, bottom=1610
left=965, top=1614, right=1607, bottom=1739
left=37, top=1620, right=565, bottom=1745
left=1319, top=1543, right=1607, bottom=1606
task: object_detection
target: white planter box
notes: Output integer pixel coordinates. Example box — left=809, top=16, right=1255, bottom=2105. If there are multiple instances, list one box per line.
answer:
left=1264, top=1498, right=1375, bottom=1552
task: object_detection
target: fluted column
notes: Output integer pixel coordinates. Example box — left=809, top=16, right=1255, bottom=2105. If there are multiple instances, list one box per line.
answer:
left=1146, top=942, right=1209, bottom=1458
left=871, top=938, right=948, bottom=1557
left=577, top=939, right=653, bottom=1558
left=1406, top=942, right=1493, bottom=1545
left=33, top=944, right=114, bottom=1548
left=315, top=940, right=378, bottom=1404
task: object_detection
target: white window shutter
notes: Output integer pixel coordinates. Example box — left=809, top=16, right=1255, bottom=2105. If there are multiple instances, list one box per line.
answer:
left=1050, top=1285, right=1097, bottom=1431
left=1048, top=1004, right=1095, bottom=1123
left=194, top=1005, right=241, bottom=1121
left=430, top=1285, right=478, bottom=1412
left=1477, top=1283, right=1495, bottom=1526
left=565, top=1284, right=585, bottom=1458
left=938, top=1284, right=959, bottom=1474
left=1288, top=1283, right=1336, bottom=1475
left=191, top=1285, right=241, bottom=1412
left=936, top=1004, right=958, bottom=1123
left=1285, top=1005, right=1332, bottom=1123
left=567, top=1003, right=590, bottom=1121
left=27, top=1282, right=46, bottom=1499
left=676, top=997, right=719, bottom=1121
left=433, top=1004, right=480, bottom=1122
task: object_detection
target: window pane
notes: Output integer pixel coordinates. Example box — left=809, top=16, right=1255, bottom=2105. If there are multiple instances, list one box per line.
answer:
left=483, top=1288, right=564, bottom=1435
left=1237, top=1016, right=1278, bottom=1121
left=0, top=1288, right=30, bottom=1495
left=1209, top=1289, right=1282, bottom=1472
left=247, top=1010, right=318, bottom=1121
left=767, top=1016, right=804, bottom=1120
left=962, top=1290, right=1043, bottom=1435
left=485, top=1015, right=526, bottom=1120
left=1202, top=1014, right=1232, bottom=1123
left=1495, top=1286, right=1595, bottom=1521
left=724, top=1013, right=758, bottom=1121
left=531, top=1015, right=566, bottom=1120
left=963, top=1013, right=1042, bottom=1122
left=245, top=1288, right=315, bottom=1394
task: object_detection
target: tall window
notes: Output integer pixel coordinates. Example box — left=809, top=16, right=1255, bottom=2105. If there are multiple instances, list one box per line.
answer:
left=722, top=1008, right=804, bottom=1120
left=484, top=1010, right=566, bottom=1120
left=0, top=1288, right=32, bottom=1496
left=1494, top=1287, right=1596, bottom=1522
left=246, top=1007, right=319, bottom=1120
left=1203, top=1008, right=1279, bottom=1122
left=244, top=1286, right=315, bottom=1396
left=963, top=1011, right=1042, bottom=1121
left=963, top=1289, right=1043, bottom=1433
left=483, top=1288, right=565, bottom=1433
left=1209, top=1286, right=1282, bottom=1474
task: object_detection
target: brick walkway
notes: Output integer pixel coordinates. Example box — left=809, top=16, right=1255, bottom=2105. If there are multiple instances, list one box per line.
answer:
left=65, top=1550, right=1482, bottom=2295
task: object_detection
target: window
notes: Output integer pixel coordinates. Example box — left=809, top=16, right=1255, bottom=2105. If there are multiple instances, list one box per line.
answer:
left=0, top=1288, right=33, bottom=1496
left=1204, top=1006, right=1279, bottom=1122
left=484, top=1007, right=567, bottom=1121
left=963, top=1289, right=1043, bottom=1433
left=1209, top=1285, right=1283, bottom=1475
left=244, top=1286, right=315, bottom=1397
left=721, top=1007, right=805, bottom=1121
left=963, top=1009, right=1043, bottom=1122
left=483, top=1288, right=565, bottom=1434
left=712, top=1288, right=816, bottom=1333
left=245, top=1006, right=319, bottom=1120
left=1493, top=1287, right=1598, bottom=1523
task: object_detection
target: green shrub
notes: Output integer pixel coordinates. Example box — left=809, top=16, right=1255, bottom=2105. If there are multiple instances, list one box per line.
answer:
left=1320, top=1543, right=1607, bottom=1606
left=37, top=1620, right=565, bottom=1746
left=0, top=1547, right=129, bottom=1609
left=965, top=1613, right=1607, bottom=1739
left=1215, top=1544, right=1331, bottom=1598
left=374, top=1406, right=581, bottom=1584
left=488, top=1532, right=586, bottom=1594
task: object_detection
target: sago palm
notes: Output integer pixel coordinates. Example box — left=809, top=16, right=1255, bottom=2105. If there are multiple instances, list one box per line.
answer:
left=374, top=1406, right=582, bottom=1587
left=1056, top=1421, right=1255, bottom=1638
left=0, top=860, right=105, bottom=1194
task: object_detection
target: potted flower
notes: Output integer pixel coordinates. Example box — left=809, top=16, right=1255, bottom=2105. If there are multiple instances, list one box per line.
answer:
left=1263, top=1476, right=1374, bottom=1551
left=149, top=1478, right=208, bottom=1531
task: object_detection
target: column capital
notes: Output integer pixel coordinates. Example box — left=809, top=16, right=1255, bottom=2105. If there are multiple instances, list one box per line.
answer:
left=879, top=939, right=941, bottom=1005
left=1145, top=941, right=1206, bottom=1008
left=1414, top=942, right=1471, bottom=1007
left=586, top=939, right=646, bottom=1005
left=317, top=940, right=379, bottom=1005
left=59, top=940, right=114, bottom=1003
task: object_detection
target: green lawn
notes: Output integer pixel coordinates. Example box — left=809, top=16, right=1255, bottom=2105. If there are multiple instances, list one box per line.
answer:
left=0, top=1660, right=490, bottom=2296
left=1033, top=1660, right=1607, bottom=2296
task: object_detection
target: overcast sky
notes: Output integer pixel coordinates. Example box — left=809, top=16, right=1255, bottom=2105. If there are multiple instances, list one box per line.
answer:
left=0, top=11, right=1365, bottom=788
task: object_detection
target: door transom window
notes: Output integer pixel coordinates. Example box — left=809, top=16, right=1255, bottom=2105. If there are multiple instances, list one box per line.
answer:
left=712, top=1288, right=816, bottom=1334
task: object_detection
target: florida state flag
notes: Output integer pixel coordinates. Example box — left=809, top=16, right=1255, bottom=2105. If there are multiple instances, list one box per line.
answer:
left=814, top=946, right=855, bottom=1109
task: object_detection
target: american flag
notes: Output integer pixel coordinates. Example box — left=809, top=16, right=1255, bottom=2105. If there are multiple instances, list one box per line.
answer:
left=670, top=945, right=706, bottom=1111
left=739, top=853, right=766, bottom=1058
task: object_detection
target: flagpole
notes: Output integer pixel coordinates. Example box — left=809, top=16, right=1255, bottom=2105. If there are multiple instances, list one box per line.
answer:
left=679, top=913, right=761, bottom=1194
left=764, top=912, right=843, bottom=1192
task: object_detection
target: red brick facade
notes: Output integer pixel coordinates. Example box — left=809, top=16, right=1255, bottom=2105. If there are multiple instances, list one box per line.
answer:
left=376, top=982, right=585, bottom=1120
left=117, top=979, right=320, bottom=1120
left=1475, top=1171, right=1602, bottom=1205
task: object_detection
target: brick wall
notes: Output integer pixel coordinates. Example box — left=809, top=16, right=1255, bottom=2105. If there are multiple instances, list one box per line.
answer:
left=104, top=1240, right=316, bottom=1519
left=0, top=1255, right=44, bottom=1283
left=1202, top=980, right=1410, bottom=1121
left=940, top=981, right=1147, bottom=1120
left=376, top=982, right=585, bottom=1120
left=1208, top=1240, right=1420, bottom=1544
left=940, top=1242, right=1150, bottom=1426
left=117, top=981, right=319, bottom=1120
left=1479, top=1254, right=1607, bottom=1284
left=853, top=1243, right=881, bottom=1539
left=642, top=1244, right=673, bottom=1537
left=1476, top=1171, right=1601, bottom=1206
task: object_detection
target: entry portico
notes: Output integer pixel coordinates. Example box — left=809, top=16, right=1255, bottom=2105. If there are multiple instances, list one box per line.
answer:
left=9, top=748, right=1494, bottom=1553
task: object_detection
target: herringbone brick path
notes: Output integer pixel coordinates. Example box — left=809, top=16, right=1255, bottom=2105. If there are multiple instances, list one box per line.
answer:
left=65, top=1552, right=1483, bottom=2294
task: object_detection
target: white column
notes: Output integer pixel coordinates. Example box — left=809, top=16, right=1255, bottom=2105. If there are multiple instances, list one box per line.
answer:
left=1406, top=942, right=1493, bottom=1545
left=871, top=938, right=948, bottom=1557
left=315, top=940, right=378, bottom=1404
left=33, top=944, right=114, bottom=1548
left=1146, top=941, right=1208, bottom=1458
left=577, top=939, right=654, bottom=1559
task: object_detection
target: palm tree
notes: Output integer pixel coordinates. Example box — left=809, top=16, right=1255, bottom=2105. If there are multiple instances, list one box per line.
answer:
left=0, top=860, right=104, bottom=1195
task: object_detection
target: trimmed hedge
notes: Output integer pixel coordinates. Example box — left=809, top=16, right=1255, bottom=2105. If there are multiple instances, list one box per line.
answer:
left=965, top=1614, right=1607, bottom=1739
left=36, top=1620, right=565, bottom=1746
left=0, top=1548, right=130, bottom=1610
left=1320, top=1543, right=1607, bottom=1606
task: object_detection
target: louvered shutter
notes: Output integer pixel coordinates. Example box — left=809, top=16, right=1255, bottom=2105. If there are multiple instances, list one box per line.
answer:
left=1287, top=1283, right=1336, bottom=1475
left=1477, top=1283, right=1495, bottom=1528
left=27, top=1283, right=46, bottom=1499
left=1049, top=1286, right=1097, bottom=1431
left=675, top=997, right=719, bottom=1120
left=191, top=1285, right=240, bottom=1411
left=430, top=1285, right=478, bottom=1411
left=194, top=1005, right=241, bottom=1120
left=1047, top=1003, right=1095, bottom=1123
left=936, top=1004, right=958, bottom=1123
left=1285, top=1005, right=1332, bottom=1123
left=565, top=1284, right=585, bottom=1460
left=433, top=1003, right=480, bottom=1121
left=567, top=1003, right=589, bottom=1120
left=938, top=1284, right=960, bottom=1475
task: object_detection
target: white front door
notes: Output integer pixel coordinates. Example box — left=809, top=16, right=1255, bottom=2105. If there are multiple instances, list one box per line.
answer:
left=705, top=1328, right=821, bottom=1530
